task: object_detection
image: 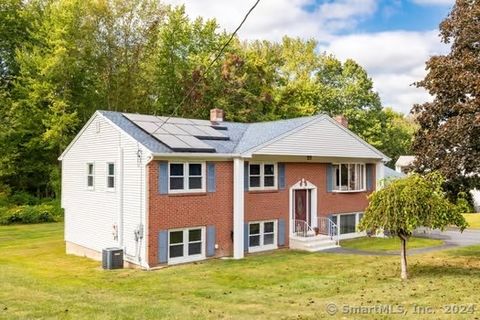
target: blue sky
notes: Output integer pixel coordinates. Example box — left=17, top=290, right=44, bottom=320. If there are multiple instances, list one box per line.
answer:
left=165, top=0, right=455, bottom=113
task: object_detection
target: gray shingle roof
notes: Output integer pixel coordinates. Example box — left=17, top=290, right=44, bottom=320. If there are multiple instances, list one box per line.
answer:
left=100, top=110, right=320, bottom=155
left=384, top=165, right=405, bottom=179
left=100, top=110, right=386, bottom=160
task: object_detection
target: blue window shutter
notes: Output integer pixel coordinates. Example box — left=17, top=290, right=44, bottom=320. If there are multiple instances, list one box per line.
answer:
left=158, top=161, right=168, bottom=194
left=366, top=164, right=374, bottom=190
left=206, top=225, right=216, bottom=257
left=326, top=164, right=333, bottom=192
left=278, top=163, right=286, bottom=189
left=207, top=162, right=216, bottom=192
left=244, top=161, right=249, bottom=191
left=244, top=223, right=249, bottom=252
left=278, top=218, right=285, bottom=246
left=158, top=230, right=168, bottom=264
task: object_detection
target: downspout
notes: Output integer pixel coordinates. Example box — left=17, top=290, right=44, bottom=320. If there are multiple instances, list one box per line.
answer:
left=142, top=153, right=154, bottom=270
left=118, top=147, right=124, bottom=248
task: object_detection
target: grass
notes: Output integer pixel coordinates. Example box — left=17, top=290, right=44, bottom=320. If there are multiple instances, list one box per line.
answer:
left=463, top=213, right=480, bottom=229
left=341, top=236, right=444, bottom=252
left=1, top=223, right=480, bottom=319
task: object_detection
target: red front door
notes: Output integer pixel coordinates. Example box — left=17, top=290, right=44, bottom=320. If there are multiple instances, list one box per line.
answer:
left=294, top=190, right=307, bottom=222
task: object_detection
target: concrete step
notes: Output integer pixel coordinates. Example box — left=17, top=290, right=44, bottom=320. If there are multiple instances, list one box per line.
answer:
left=290, top=235, right=339, bottom=252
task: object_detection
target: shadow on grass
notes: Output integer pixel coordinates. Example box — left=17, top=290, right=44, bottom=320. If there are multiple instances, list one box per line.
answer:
left=410, top=263, right=480, bottom=278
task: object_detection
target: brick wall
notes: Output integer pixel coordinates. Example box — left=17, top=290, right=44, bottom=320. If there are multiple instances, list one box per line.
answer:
left=147, top=161, right=234, bottom=266
left=148, top=160, right=374, bottom=266
left=245, top=162, right=374, bottom=247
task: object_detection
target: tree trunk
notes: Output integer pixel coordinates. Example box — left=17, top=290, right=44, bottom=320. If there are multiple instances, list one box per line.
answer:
left=399, top=235, right=408, bottom=280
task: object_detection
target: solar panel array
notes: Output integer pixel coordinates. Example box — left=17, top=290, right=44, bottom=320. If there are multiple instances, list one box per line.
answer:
left=122, top=113, right=229, bottom=152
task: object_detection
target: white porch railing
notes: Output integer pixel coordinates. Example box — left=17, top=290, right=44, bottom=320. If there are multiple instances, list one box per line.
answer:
left=317, top=217, right=339, bottom=245
left=293, top=219, right=316, bottom=237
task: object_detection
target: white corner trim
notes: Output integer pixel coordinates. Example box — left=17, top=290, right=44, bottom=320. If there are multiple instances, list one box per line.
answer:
left=233, top=158, right=245, bottom=259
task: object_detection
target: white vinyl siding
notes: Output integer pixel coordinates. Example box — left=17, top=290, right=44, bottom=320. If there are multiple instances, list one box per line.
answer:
left=254, top=117, right=383, bottom=159
left=61, top=114, right=150, bottom=267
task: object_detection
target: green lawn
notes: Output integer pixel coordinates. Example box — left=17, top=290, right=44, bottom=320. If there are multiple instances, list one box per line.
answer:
left=341, top=236, right=444, bottom=252
left=1, top=223, right=480, bottom=319
left=463, top=213, right=480, bottom=229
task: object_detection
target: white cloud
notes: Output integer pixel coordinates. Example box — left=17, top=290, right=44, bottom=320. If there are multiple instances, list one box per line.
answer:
left=163, top=0, right=450, bottom=114
left=323, top=30, right=449, bottom=113
left=411, top=0, right=454, bottom=6
left=164, top=0, right=378, bottom=41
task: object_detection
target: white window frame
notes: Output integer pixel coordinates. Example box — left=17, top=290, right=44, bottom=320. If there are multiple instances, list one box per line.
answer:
left=106, top=162, right=116, bottom=191
left=248, top=163, right=278, bottom=191
left=168, top=162, right=206, bottom=194
left=248, top=220, right=278, bottom=253
left=86, top=163, right=94, bottom=190
left=331, top=212, right=365, bottom=239
left=168, top=227, right=206, bottom=264
left=332, top=163, right=366, bottom=193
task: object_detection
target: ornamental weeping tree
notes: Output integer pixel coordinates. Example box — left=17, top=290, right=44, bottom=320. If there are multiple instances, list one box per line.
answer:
left=358, top=173, right=467, bottom=280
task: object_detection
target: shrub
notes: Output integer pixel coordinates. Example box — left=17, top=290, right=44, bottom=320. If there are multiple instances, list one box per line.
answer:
left=8, top=191, right=41, bottom=206
left=0, top=203, right=63, bottom=225
left=456, top=192, right=474, bottom=213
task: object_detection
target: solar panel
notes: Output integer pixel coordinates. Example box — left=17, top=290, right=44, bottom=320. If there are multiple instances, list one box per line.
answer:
left=123, top=113, right=159, bottom=122
left=122, top=113, right=227, bottom=152
left=177, top=135, right=216, bottom=151
left=195, top=125, right=228, bottom=139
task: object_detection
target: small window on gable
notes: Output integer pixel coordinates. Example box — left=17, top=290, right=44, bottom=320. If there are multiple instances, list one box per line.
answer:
left=107, top=163, right=115, bottom=190
left=87, top=163, right=94, bottom=189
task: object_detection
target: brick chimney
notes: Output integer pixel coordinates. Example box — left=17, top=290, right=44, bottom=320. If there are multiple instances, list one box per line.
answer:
left=210, top=108, right=224, bottom=122
left=334, top=115, right=348, bottom=128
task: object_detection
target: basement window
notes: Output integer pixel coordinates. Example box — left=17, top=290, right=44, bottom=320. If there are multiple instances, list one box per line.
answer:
left=248, top=220, right=277, bottom=252
left=168, top=227, right=205, bottom=264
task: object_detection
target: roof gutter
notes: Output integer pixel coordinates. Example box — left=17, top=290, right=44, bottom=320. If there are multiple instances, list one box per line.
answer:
left=151, top=152, right=247, bottom=159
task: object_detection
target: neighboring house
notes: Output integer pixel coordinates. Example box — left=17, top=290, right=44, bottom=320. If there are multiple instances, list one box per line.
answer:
left=60, top=109, right=390, bottom=268
left=395, top=155, right=415, bottom=174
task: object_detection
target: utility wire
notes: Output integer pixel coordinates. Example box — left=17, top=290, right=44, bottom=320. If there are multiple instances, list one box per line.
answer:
left=154, top=0, right=260, bottom=133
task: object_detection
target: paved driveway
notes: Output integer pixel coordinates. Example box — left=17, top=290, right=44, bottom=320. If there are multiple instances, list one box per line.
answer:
left=414, top=227, right=480, bottom=247
left=323, top=228, right=480, bottom=256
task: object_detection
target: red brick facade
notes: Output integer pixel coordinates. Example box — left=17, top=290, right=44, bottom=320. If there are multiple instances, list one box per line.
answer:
left=147, top=160, right=374, bottom=266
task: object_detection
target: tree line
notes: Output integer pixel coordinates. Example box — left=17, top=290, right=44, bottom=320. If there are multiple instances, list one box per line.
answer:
left=0, top=0, right=416, bottom=199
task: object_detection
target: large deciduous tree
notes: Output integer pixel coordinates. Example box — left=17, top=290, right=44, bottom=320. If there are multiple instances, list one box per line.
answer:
left=359, top=173, right=467, bottom=280
left=412, top=0, right=480, bottom=199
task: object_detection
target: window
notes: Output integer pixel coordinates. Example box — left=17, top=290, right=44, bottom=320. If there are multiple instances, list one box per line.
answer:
left=248, top=220, right=277, bottom=252
left=168, top=162, right=205, bottom=193
left=340, top=214, right=356, bottom=234
left=107, top=163, right=115, bottom=190
left=249, top=163, right=277, bottom=190
left=87, top=163, right=94, bottom=189
left=333, top=163, right=365, bottom=192
left=168, top=227, right=205, bottom=263
left=332, top=212, right=364, bottom=236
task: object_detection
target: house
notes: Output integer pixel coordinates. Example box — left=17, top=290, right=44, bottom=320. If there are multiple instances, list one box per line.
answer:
left=59, top=109, right=390, bottom=268
left=395, top=155, right=415, bottom=174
